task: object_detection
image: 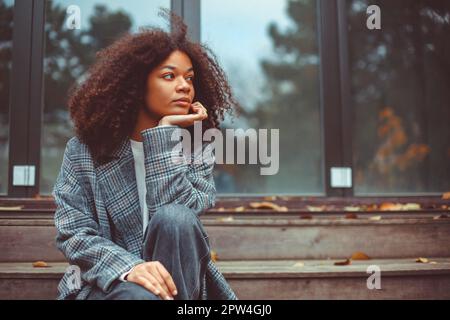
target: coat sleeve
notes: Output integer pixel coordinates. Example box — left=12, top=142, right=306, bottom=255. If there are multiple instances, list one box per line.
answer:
left=53, top=139, right=145, bottom=293
left=141, top=125, right=217, bottom=216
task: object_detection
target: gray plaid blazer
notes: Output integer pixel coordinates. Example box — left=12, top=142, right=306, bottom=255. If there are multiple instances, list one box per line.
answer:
left=53, top=125, right=237, bottom=300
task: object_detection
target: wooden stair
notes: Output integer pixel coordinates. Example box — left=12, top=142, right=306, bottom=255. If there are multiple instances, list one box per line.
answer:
left=0, top=197, right=449, bottom=299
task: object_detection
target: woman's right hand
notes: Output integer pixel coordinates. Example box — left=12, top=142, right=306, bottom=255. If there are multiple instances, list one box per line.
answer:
left=126, top=261, right=178, bottom=300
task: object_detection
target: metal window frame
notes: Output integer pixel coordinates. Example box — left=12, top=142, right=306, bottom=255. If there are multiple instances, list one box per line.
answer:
left=7, top=0, right=45, bottom=198
left=317, top=0, right=354, bottom=197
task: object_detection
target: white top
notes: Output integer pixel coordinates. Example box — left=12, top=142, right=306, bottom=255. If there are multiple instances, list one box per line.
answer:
left=129, top=138, right=150, bottom=235
left=119, top=138, right=149, bottom=282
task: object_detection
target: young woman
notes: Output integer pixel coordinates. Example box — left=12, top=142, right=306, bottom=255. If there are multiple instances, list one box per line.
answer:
left=53, top=10, right=239, bottom=300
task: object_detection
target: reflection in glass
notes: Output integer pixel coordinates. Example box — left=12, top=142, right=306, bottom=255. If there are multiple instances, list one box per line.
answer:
left=0, top=0, right=14, bottom=194
left=40, top=0, right=170, bottom=194
left=202, top=0, right=322, bottom=194
left=348, top=0, right=450, bottom=194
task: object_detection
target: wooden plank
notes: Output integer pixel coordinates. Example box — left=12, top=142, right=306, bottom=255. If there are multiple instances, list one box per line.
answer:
left=1, top=259, right=449, bottom=299
left=0, top=218, right=449, bottom=261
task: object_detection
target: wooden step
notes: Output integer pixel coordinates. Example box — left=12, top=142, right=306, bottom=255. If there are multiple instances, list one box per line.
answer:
left=0, top=216, right=449, bottom=262
left=1, top=258, right=449, bottom=299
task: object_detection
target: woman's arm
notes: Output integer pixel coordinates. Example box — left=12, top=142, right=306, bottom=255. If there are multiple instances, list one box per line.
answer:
left=141, top=125, right=216, bottom=216
left=53, top=139, right=145, bottom=293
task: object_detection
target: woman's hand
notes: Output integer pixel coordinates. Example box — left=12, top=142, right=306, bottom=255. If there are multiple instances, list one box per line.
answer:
left=158, top=102, right=208, bottom=127
left=126, top=261, right=178, bottom=300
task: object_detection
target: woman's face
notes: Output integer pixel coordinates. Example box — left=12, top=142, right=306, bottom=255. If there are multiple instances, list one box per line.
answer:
left=144, top=50, right=196, bottom=119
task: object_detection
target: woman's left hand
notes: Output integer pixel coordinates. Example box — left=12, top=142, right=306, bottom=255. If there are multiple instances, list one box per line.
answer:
left=158, top=102, right=208, bottom=128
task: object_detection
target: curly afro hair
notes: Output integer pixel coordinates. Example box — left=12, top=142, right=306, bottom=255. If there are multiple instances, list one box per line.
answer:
left=68, top=9, right=240, bottom=166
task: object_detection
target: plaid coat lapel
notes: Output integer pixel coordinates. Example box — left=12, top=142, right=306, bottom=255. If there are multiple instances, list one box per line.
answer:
left=96, top=139, right=144, bottom=257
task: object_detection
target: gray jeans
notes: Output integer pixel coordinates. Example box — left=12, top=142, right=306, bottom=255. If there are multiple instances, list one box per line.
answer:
left=86, top=204, right=211, bottom=300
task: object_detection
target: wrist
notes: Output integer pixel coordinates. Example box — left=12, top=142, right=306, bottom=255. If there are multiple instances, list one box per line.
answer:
left=158, top=118, right=171, bottom=126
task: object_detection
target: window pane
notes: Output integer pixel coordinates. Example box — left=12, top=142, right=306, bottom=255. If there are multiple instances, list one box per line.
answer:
left=348, top=0, right=450, bottom=195
left=201, top=0, right=322, bottom=194
left=40, top=0, right=170, bottom=194
left=0, top=0, right=14, bottom=195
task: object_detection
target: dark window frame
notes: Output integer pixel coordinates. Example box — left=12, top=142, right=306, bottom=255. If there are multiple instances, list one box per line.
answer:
left=1, top=0, right=445, bottom=199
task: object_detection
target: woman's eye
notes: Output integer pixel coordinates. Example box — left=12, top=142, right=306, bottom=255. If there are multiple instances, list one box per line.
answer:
left=163, top=74, right=174, bottom=79
left=186, top=76, right=195, bottom=81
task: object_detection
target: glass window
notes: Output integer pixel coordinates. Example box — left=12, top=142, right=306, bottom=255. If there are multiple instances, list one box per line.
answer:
left=0, top=0, right=14, bottom=195
left=40, top=0, right=170, bottom=194
left=348, top=0, right=450, bottom=195
left=201, top=0, right=322, bottom=194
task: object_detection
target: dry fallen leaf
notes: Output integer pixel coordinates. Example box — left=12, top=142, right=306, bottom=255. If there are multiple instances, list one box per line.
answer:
left=433, top=214, right=448, bottom=220
left=416, top=257, right=429, bottom=263
left=263, top=196, right=277, bottom=201
left=334, top=259, right=351, bottom=266
left=234, top=206, right=246, bottom=212
left=442, top=191, right=450, bottom=200
left=306, top=205, right=326, bottom=212
left=32, top=261, right=49, bottom=268
left=0, top=206, right=24, bottom=211
left=249, top=202, right=287, bottom=212
left=210, top=251, right=218, bottom=263
left=300, top=214, right=313, bottom=220
left=344, top=206, right=361, bottom=212
left=369, top=216, right=382, bottom=221
left=216, top=207, right=226, bottom=212
left=380, top=202, right=403, bottom=211
left=351, top=252, right=371, bottom=260
left=345, top=213, right=358, bottom=219
left=401, top=203, right=421, bottom=211
left=217, top=216, right=234, bottom=222
left=430, top=261, right=438, bottom=265
left=293, top=262, right=304, bottom=268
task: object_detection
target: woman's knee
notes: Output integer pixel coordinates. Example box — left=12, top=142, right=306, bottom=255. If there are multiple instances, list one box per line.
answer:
left=108, top=281, right=162, bottom=300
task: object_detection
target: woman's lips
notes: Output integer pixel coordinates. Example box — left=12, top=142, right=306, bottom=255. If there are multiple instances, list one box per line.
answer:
left=172, top=100, right=190, bottom=107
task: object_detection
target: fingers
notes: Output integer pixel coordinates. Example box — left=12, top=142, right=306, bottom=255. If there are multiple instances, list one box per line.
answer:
left=155, top=262, right=178, bottom=296
left=191, top=102, right=208, bottom=118
left=145, top=272, right=173, bottom=300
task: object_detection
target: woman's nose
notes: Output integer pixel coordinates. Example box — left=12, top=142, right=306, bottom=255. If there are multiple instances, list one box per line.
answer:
left=176, top=78, right=191, bottom=93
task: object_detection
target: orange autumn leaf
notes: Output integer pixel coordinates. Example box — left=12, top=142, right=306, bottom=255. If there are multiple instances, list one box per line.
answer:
left=442, top=192, right=450, bottom=200
left=334, top=259, right=351, bottom=266
left=416, top=257, right=429, bottom=263
left=249, top=202, right=288, bottom=212
left=211, top=251, right=218, bottom=263
left=351, top=252, right=370, bottom=260
left=379, top=202, right=402, bottom=211
left=345, top=213, right=358, bottom=219
left=32, top=261, right=49, bottom=268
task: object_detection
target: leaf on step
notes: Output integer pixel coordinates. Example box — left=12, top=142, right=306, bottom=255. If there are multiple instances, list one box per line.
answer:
left=249, top=202, right=287, bottom=212
left=234, top=206, right=246, bottom=212
left=217, top=216, right=234, bottom=222
left=216, top=207, right=226, bottom=212
left=344, top=206, right=361, bottom=212
left=416, top=257, right=429, bottom=263
left=369, top=216, right=382, bottom=221
left=293, top=262, right=304, bottom=268
left=345, top=213, right=358, bottom=219
left=379, top=202, right=403, bottom=211
left=363, top=204, right=378, bottom=211
left=263, top=196, right=277, bottom=201
left=32, top=261, right=49, bottom=268
left=433, top=214, right=448, bottom=220
left=334, top=259, right=351, bottom=266
left=0, top=206, right=24, bottom=211
left=442, top=191, right=450, bottom=200
left=400, top=203, right=421, bottom=211
left=210, top=251, right=218, bottom=263
left=300, top=214, right=313, bottom=219
left=351, top=252, right=370, bottom=260
left=307, top=205, right=326, bottom=212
